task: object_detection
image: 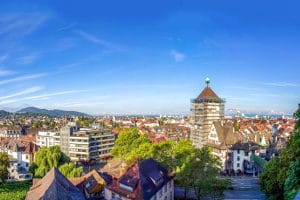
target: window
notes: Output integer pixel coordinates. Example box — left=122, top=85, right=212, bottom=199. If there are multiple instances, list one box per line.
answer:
left=237, top=163, right=240, bottom=167
left=237, top=156, right=240, bottom=161
left=245, top=152, right=249, bottom=156
left=164, top=185, right=167, bottom=193
left=237, top=149, right=240, bottom=154
left=26, top=155, right=29, bottom=160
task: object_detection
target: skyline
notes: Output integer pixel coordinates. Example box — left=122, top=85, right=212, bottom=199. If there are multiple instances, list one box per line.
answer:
left=0, top=1, right=299, bottom=115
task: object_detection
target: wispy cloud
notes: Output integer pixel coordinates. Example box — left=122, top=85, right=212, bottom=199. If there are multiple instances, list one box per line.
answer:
left=0, top=12, right=48, bottom=36
left=170, top=49, right=186, bottom=62
left=58, top=22, right=77, bottom=32
left=0, top=86, right=43, bottom=100
left=0, top=69, right=15, bottom=76
left=260, top=81, right=298, bottom=87
left=227, top=86, right=262, bottom=91
left=16, top=53, right=38, bottom=65
left=24, top=90, right=89, bottom=101
left=75, top=30, right=122, bottom=50
left=0, top=55, right=9, bottom=62
left=0, top=73, right=46, bottom=85
left=0, top=90, right=88, bottom=105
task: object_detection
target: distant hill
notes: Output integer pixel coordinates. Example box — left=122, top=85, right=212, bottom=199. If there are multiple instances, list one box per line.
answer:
left=0, top=110, right=12, bottom=118
left=17, top=107, right=89, bottom=117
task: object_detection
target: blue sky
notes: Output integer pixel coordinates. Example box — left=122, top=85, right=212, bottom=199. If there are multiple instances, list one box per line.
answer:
left=0, top=1, right=299, bottom=115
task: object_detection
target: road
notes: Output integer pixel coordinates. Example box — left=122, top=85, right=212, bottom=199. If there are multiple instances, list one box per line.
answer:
left=224, top=176, right=266, bottom=200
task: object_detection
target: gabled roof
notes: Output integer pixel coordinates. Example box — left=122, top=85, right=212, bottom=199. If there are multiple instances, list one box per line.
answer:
left=209, top=121, right=237, bottom=148
left=105, top=158, right=174, bottom=200
left=230, top=141, right=260, bottom=151
left=24, top=142, right=39, bottom=154
left=26, top=167, right=86, bottom=200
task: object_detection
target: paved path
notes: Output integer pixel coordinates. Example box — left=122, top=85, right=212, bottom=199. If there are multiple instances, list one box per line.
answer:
left=224, top=176, right=266, bottom=200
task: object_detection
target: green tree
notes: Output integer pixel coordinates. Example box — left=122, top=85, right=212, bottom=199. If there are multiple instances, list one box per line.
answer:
left=260, top=157, right=284, bottom=199
left=32, top=146, right=78, bottom=178
left=260, top=104, right=300, bottom=200
left=152, top=140, right=176, bottom=170
left=110, top=128, right=151, bottom=160
left=284, top=160, right=300, bottom=199
left=0, top=152, right=9, bottom=182
left=110, top=129, right=230, bottom=199
left=58, top=163, right=83, bottom=178
left=184, top=147, right=225, bottom=200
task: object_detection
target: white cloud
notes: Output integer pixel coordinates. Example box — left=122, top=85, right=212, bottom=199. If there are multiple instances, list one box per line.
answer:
left=0, top=73, right=46, bottom=85
left=57, top=22, right=77, bottom=32
left=16, top=54, right=38, bottom=65
left=260, top=82, right=298, bottom=87
left=0, top=90, right=88, bottom=105
left=0, top=12, right=48, bottom=36
left=0, top=69, right=15, bottom=76
left=170, top=49, right=186, bottom=62
left=75, top=30, right=123, bottom=51
left=0, top=55, right=9, bottom=62
left=75, top=30, right=113, bottom=48
left=0, top=86, right=43, bottom=100
left=24, top=90, right=89, bottom=101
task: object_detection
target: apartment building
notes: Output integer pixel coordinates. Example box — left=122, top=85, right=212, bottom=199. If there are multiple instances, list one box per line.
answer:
left=36, top=122, right=115, bottom=162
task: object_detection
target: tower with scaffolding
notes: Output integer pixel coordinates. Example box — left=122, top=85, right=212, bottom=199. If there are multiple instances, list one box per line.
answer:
left=190, top=78, right=225, bottom=148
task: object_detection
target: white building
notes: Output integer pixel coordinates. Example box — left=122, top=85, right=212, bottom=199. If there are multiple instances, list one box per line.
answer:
left=36, top=130, right=59, bottom=147
left=36, top=124, right=115, bottom=162
left=229, top=141, right=261, bottom=173
left=0, top=141, right=39, bottom=181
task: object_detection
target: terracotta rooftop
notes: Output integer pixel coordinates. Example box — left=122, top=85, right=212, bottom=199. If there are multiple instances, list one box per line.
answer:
left=26, top=167, right=86, bottom=200
left=197, top=86, right=219, bottom=99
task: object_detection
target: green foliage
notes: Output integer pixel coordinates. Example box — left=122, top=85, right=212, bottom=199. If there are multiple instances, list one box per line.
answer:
left=284, top=161, right=300, bottom=200
left=0, top=181, right=31, bottom=200
left=260, top=104, right=300, bottom=200
left=29, top=162, right=38, bottom=177
left=77, top=116, right=93, bottom=127
left=58, top=163, right=83, bottom=178
left=110, top=129, right=230, bottom=199
left=110, top=128, right=151, bottom=160
left=32, top=146, right=81, bottom=178
left=0, top=152, right=10, bottom=182
left=152, top=140, right=176, bottom=170
left=34, top=146, right=64, bottom=177
left=260, top=157, right=284, bottom=199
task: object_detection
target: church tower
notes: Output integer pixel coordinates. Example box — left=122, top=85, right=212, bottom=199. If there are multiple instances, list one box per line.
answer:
left=190, top=78, right=225, bottom=148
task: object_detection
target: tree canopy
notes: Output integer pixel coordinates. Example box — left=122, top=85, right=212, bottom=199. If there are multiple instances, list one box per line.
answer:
left=0, top=152, right=10, bottom=182
left=30, top=146, right=82, bottom=178
left=260, top=104, right=300, bottom=200
left=110, top=128, right=231, bottom=199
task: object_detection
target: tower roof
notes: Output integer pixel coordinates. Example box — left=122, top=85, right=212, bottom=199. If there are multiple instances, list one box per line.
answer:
left=197, top=86, right=219, bottom=99
left=196, top=77, right=219, bottom=99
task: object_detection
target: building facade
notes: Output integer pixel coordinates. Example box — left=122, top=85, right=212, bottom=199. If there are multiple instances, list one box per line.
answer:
left=190, top=78, right=225, bottom=148
left=36, top=123, right=115, bottom=162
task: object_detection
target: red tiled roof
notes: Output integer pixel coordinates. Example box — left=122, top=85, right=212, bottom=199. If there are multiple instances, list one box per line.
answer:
left=197, top=86, right=219, bottom=99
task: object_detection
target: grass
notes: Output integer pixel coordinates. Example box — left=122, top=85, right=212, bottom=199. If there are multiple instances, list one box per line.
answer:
left=0, top=181, right=32, bottom=200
